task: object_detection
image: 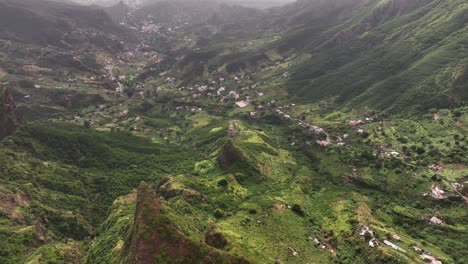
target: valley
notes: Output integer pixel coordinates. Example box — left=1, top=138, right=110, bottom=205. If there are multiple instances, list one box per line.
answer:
left=0, top=0, right=467, bottom=263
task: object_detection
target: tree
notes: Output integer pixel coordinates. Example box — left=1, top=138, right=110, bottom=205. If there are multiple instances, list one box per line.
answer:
left=214, top=209, right=224, bottom=219
left=291, top=204, right=305, bottom=217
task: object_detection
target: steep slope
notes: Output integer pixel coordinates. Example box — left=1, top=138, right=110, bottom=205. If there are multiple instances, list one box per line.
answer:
left=0, top=0, right=130, bottom=81
left=0, top=123, right=196, bottom=263
left=0, top=0, right=125, bottom=48
left=0, top=88, right=21, bottom=140
left=102, top=1, right=132, bottom=22
left=87, top=182, right=250, bottom=264
left=83, top=118, right=467, bottom=263
left=282, top=0, right=468, bottom=112
left=0, top=0, right=466, bottom=263
left=133, top=0, right=262, bottom=39
left=170, top=0, right=467, bottom=113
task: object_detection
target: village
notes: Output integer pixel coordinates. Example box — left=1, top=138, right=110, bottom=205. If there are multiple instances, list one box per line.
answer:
left=1, top=0, right=467, bottom=263
left=4, top=5, right=465, bottom=262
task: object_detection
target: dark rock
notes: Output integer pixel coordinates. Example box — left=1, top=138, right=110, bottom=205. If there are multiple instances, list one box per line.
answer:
left=123, top=182, right=249, bottom=264
left=205, top=223, right=228, bottom=249
left=156, top=176, right=200, bottom=200
left=0, top=88, right=21, bottom=140
left=218, top=140, right=244, bottom=169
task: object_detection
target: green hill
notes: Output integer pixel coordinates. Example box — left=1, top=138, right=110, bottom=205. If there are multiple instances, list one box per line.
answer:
left=282, top=0, right=468, bottom=112
left=0, top=0, right=125, bottom=48
left=169, top=0, right=467, bottom=113
left=0, top=0, right=467, bottom=263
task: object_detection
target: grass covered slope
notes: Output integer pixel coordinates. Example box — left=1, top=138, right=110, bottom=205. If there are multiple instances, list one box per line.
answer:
left=86, top=118, right=466, bottom=263
left=0, top=123, right=196, bottom=263
left=0, top=114, right=466, bottom=263
left=0, top=0, right=467, bottom=263
left=172, top=0, right=467, bottom=113
left=0, top=0, right=124, bottom=48
left=0, top=87, right=21, bottom=140
left=87, top=182, right=250, bottom=264
left=282, top=0, right=468, bottom=112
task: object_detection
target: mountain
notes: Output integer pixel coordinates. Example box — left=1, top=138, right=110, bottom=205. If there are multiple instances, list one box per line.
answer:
left=0, top=123, right=197, bottom=263
left=0, top=0, right=125, bottom=47
left=0, top=0, right=467, bottom=263
left=132, top=0, right=261, bottom=27
left=69, top=0, right=145, bottom=8
left=173, top=0, right=467, bottom=113
left=102, top=1, right=133, bottom=22
left=279, top=0, right=468, bottom=112
left=0, top=88, right=21, bottom=140
left=69, top=0, right=293, bottom=9
left=87, top=182, right=250, bottom=263
left=0, top=0, right=132, bottom=124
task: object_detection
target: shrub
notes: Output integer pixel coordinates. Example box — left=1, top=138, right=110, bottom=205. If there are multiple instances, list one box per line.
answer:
left=248, top=209, right=257, bottom=214
left=217, top=179, right=228, bottom=187
left=17, top=79, right=35, bottom=88
left=214, top=209, right=224, bottom=219
left=416, top=147, right=426, bottom=154
left=291, top=204, right=305, bottom=217
left=397, top=137, right=408, bottom=143
left=452, top=111, right=462, bottom=118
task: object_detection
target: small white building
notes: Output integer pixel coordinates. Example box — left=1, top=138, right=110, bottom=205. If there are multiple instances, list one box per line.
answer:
left=235, top=101, right=249, bottom=108
left=383, top=240, right=406, bottom=252
left=431, top=185, right=446, bottom=199
left=429, top=216, right=444, bottom=225
left=359, top=225, right=372, bottom=236
left=228, top=91, right=240, bottom=100
left=369, top=238, right=379, bottom=247
left=317, top=140, right=330, bottom=147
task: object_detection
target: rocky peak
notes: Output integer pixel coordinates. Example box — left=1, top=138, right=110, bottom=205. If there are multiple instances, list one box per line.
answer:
left=218, top=140, right=244, bottom=169
left=123, top=182, right=250, bottom=264
left=0, top=88, right=21, bottom=140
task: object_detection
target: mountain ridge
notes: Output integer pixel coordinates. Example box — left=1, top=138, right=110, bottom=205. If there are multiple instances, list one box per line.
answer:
left=0, top=0, right=467, bottom=263
left=0, top=88, right=21, bottom=140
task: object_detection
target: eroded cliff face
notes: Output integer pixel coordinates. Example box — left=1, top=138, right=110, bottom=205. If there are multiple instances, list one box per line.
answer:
left=122, top=182, right=250, bottom=264
left=218, top=140, right=244, bottom=169
left=0, top=88, right=21, bottom=140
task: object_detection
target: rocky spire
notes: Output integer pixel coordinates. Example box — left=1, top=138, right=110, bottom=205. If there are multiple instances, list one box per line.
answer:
left=0, top=88, right=21, bottom=140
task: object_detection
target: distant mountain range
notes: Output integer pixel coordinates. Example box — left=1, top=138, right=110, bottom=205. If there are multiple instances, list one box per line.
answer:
left=2, top=0, right=467, bottom=112
left=68, top=0, right=293, bottom=8
left=69, top=0, right=144, bottom=8
left=0, top=0, right=125, bottom=47
left=174, top=0, right=468, bottom=112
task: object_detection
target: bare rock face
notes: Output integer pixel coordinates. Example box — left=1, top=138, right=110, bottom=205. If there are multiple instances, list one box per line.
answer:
left=205, top=223, right=228, bottom=249
left=0, top=187, right=30, bottom=223
left=156, top=176, right=202, bottom=201
left=218, top=140, right=244, bottom=169
left=123, top=182, right=250, bottom=264
left=0, top=88, right=21, bottom=140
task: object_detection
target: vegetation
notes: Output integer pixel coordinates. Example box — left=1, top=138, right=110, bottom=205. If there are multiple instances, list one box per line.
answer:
left=0, top=0, right=467, bottom=263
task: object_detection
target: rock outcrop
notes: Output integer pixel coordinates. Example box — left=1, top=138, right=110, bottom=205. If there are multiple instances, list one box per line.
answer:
left=122, top=182, right=250, bottom=264
left=156, top=176, right=202, bottom=201
left=0, top=88, right=21, bottom=140
left=218, top=140, right=244, bottom=169
left=205, top=222, right=228, bottom=249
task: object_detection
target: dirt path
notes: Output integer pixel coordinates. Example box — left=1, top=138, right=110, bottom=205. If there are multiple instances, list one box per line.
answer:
left=108, top=63, right=124, bottom=93
left=442, top=179, right=468, bottom=204
left=451, top=184, right=468, bottom=204
left=289, top=115, right=331, bottom=142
